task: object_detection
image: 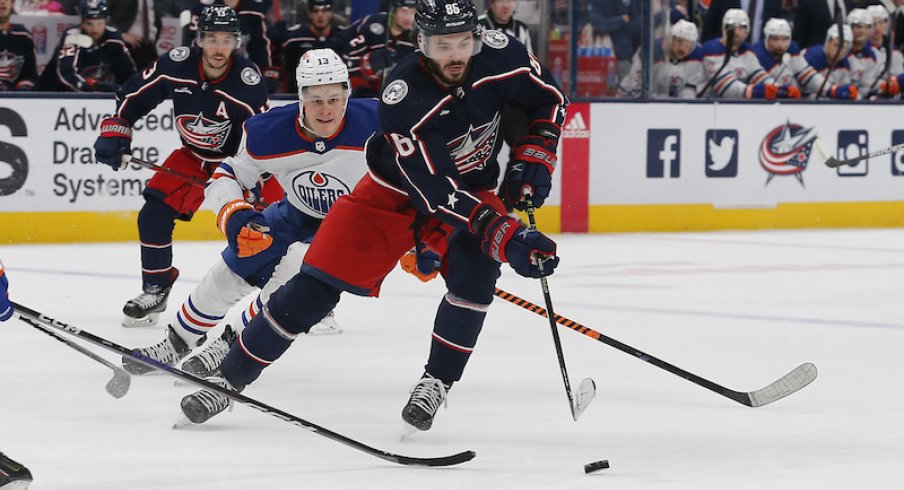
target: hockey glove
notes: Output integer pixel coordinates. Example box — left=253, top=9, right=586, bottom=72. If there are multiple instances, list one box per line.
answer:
left=471, top=204, right=559, bottom=278
left=94, top=117, right=133, bottom=170
left=828, top=84, right=858, bottom=100
left=875, top=75, right=903, bottom=98
left=217, top=200, right=274, bottom=258
left=0, top=261, right=12, bottom=321
left=360, top=49, right=393, bottom=80
left=262, top=66, right=282, bottom=94
left=85, top=77, right=119, bottom=92
left=504, top=127, right=559, bottom=211
left=744, top=82, right=778, bottom=100
left=400, top=248, right=441, bottom=282
left=776, top=85, right=800, bottom=99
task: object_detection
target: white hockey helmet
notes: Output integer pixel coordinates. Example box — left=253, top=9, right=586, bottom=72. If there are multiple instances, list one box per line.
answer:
left=846, top=8, right=873, bottom=26
left=826, top=24, right=853, bottom=43
left=722, top=8, right=749, bottom=30
left=670, top=19, right=699, bottom=43
left=295, top=48, right=349, bottom=98
left=763, top=18, right=791, bottom=39
left=866, top=5, right=889, bottom=22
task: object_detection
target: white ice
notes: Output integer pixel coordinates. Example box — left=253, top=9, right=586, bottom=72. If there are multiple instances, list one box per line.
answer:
left=1, top=229, right=902, bottom=489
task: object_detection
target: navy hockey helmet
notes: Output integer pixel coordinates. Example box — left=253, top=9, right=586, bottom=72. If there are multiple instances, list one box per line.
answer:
left=416, top=0, right=482, bottom=58
left=308, top=0, right=333, bottom=10
left=393, top=0, right=418, bottom=8
left=78, top=0, right=109, bottom=19
left=198, top=5, right=241, bottom=48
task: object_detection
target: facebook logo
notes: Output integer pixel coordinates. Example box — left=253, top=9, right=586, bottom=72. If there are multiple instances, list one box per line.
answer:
left=647, top=129, right=681, bottom=178
left=836, top=130, right=868, bottom=177
left=891, top=130, right=904, bottom=176
left=705, top=129, right=739, bottom=177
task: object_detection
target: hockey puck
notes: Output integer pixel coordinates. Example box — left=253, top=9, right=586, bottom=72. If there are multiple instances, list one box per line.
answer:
left=584, top=459, right=609, bottom=473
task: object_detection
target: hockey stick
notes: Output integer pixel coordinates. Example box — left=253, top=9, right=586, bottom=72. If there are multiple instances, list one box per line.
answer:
left=493, top=289, right=818, bottom=408
left=816, top=12, right=845, bottom=100
left=524, top=198, right=596, bottom=421
left=124, top=155, right=207, bottom=188
left=10, top=301, right=475, bottom=467
left=814, top=137, right=904, bottom=167
left=696, top=25, right=735, bottom=98
left=16, top=314, right=131, bottom=398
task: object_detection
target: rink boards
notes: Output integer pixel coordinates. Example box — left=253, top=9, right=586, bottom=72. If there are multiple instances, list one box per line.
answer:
left=1, top=97, right=903, bottom=243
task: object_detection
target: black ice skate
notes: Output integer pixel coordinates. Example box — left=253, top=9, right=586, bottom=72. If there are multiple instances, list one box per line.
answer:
left=122, top=325, right=195, bottom=375
left=178, top=377, right=235, bottom=425
left=401, top=373, right=451, bottom=432
left=121, top=268, right=179, bottom=327
left=0, top=452, right=33, bottom=490
left=181, top=325, right=237, bottom=378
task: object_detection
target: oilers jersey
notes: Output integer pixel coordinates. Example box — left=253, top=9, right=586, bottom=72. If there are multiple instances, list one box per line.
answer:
left=618, top=42, right=704, bottom=98
left=0, top=24, right=37, bottom=90
left=751, top=41, right=825, bottom=97
left=702, top=39, right=771, bottom=98
left=207, top=99, right=379, bottom=220
left=871, top=39, right=904, bottom=78
left=366, top=29, right=566, bottom=232
left=115, top=46, right=269, bottom=163
left=847, top=44, right=878, bottom=94
left=802, top=44, right=853, bottom=86
left=38, top=27, right=136, bottom=92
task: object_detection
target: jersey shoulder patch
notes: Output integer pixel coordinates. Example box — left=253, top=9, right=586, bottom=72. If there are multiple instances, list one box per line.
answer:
left=241, top=66, right=262, bottom=85
left=482, top=29, right=509, bottom=49
left=369, top=22, right=385, bottom=36
left=169, top=46, right=190, bottom=62
left=382, top=79, right=409, bottom=105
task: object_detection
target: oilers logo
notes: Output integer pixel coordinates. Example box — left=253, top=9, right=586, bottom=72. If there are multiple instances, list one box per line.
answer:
left=759, top=120, right=817, bottom=186
left=175, top=113, right=232, bottom=152
left=0, top=50, right=24, bottom=83
left=292, top=170, right=350, bottom=217
left=448, top=113, right=500, bottom=174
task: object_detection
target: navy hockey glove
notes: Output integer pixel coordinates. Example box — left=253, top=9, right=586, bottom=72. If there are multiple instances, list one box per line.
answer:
left=744, top=82, right=777, bottom=99
left=217, top=200, right=273, bottom=258
left=361, top=49, right=393, bottom=80
left=505, top=127, right=559, bottom=210
left=0, top=260, right=12, bottom=321
left=93, top=117, right=132, bottom=170
left=471, top=205, right=559, bottom=278
left=85, top=77, right=119, bottom=92
left=828, top=84, right=858, bottom=100
left=262, top=66, right=282, bottom=94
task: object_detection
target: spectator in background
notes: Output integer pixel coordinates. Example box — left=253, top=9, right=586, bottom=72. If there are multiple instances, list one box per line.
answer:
left=617, top=18, right=705, bottom=98
left=271, top=0, right=340, bottom=93
left=108, top=0, right=158, bottom=69
left=703, top=0, right=784, bottom=43
left=792, top=0, right=846, bottom=49
left=478, top=0, right=532, bottom=53
left=586, top=0, right=640, bottom=80
left=35, top=0, right=137, bottom=92
left=0, top=0, right=38, bottom=91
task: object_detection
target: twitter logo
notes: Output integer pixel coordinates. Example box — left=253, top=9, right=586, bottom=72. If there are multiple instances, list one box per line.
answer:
left=705, top=130, right=739, bottom=177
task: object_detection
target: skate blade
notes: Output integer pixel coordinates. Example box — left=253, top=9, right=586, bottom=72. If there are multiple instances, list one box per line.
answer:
left=2, top=481, right=33, bottom=490
left=305, top=323, right=343, bottom=336
left=121, top=313, right=161, bottom=328
left=172, top=413, right=194, bottom=429
left=399, top=421, right=419, bottom=441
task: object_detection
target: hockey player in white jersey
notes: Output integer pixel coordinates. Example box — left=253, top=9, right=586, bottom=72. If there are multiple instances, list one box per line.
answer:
left=752, top=18, right=858, bottom=99
left=618, top=19, right=704, bottom=98
left=121, top=48, right=378, bottom=376
left=802, top=24, right=855, bottom=95
left=845, top=9, right=879, bottom=95
left=866, top=5, right=904, bottom=98
left=701, top=9, right=797, bottom=99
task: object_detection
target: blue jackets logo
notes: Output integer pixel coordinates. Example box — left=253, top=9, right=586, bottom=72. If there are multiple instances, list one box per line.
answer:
left=647, top=129, right=680, bottom=178
left=705, top=130, right=738, bottom=177
left=835, top=130, right=868, bottom=176
left=759, top=120, right=817, bottom=186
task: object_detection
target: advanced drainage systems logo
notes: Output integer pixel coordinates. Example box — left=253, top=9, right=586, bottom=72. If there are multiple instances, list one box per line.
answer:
left=759, top=120, right=817, bottom=186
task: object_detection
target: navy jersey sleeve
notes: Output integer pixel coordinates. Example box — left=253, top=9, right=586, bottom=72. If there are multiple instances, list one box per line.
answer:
left=14, top=27, right=38, bottom=89
left=237, top=0, right=272, bottom=68
left=490, top=36, right=568, bottom=131
left=105, top=32, right=138, bottom=84
left=55, top=29, right=91, bottom=91
left=114, top=50, right=179, bottom=124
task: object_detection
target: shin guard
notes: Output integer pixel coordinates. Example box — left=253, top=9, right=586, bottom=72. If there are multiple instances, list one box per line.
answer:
left=424, top=293, right=489, bottom=383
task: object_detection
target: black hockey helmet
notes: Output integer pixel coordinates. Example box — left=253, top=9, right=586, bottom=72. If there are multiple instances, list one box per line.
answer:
left=78, top=0, right=109, bottom=19
left=308, top=0, right=333, bottom=10
left=392, top=0, right=418, bottom=8
left=198, top=5, right=241, bottom=48
left=416, top=0, right=482, bottom=59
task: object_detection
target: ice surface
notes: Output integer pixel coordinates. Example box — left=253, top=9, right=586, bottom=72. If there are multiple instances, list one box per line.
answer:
left=1, top=229, right=901, bottom=489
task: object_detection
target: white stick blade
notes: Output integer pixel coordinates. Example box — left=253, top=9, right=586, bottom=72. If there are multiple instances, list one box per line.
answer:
left=748, top=363, right=818, bottom=407
left=105, top=369, right=131, bottom=399
left=572, top=377, right=597, bottom=420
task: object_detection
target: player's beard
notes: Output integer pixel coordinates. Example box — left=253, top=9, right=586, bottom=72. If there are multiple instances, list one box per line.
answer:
left=427, top=58, right=471, bottom=86
left=203, top=52, right=231, bottom=72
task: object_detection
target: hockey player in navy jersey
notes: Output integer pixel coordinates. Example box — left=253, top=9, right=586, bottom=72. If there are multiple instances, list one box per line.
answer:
left=271, top=0, right=340, bottom=94
left=752, top=18, right=857, bottom=100
left=0, top=0, right=38, bottom=91
left=93, top=5, right=269, bottom=328
left=36, top=0, right=136, bottom=92
left=122, top=49, right=376, bottom=378
left=333, top=0, right=417, bottom=97
left=178, top=0, right=565, bottom=431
